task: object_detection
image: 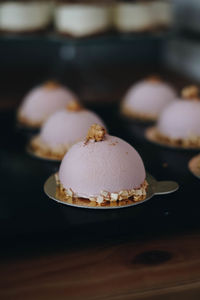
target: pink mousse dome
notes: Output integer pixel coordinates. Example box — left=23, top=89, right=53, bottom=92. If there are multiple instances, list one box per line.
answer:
left=18, top=83, right=78, bottom=124
left=40, top=109, right=106, bottom=147
left=59, top=135, right=146, bottom=199
left=157, top=100, right=200, bottom=139
left=123, top=79, right=176, bottom=118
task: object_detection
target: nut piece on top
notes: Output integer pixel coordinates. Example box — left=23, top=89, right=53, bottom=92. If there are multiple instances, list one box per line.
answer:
left=85, top=124, right=106, bottom=144
left=121, top=75, right=177, bottom=122
left=181, top=85, right=199, bottom=100
left=57, top=124, right=148, bottom=206
left=66, top=100, right=83, bottom=112
left=17, top=80, right=79, bottom=128
left=29, top=102, right=106, bottom=160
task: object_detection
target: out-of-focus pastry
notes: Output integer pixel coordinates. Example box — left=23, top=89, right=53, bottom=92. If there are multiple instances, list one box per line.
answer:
left=17, top=81, right=78, bottom=128
left=0, top=0, right=53, bottom=33
left=121, top=75, right=176, bottom=121
left=56, top=124, right=148, bottom=206
left=147, top=86, right=200, bottom=148
left=189, top=154, right=200, bottom=178
left=54, top=1, right=111, bottom=37
left=29, top=101, right=106, bottom=160
left=113, top=1, right=155, bottom=33
left=151, top=0, right=173, bottom=30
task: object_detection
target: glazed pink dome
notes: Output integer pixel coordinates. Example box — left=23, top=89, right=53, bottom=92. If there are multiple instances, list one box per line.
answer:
left=59, top=134, right=146, bottom=199
left=123, top=79, right=176, bottom=118
left=18, top=82, right=78, bottom=125
left=40, top=109, right=106, bottom=147
left=157, top=99, right=200, bottom=139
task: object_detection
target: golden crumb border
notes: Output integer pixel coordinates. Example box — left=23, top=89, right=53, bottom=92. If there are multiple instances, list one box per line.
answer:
left=28, top=135, right=71, bottom=161
left=17, top=113, right=42, bottom=129
left=55, top=173, right=148, bottom=207
left=146, top=126, right=200, bottom=149
left=121, top=105, right=157, bottom=122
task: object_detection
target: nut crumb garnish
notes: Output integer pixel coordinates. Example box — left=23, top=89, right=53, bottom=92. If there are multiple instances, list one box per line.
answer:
left=85, top=124, right=106, bottom=144
left=109, top=142, right=117, bottom=146
left=181, top=85, right=199, bottom=101
left=67, top=100, right=83, bottom=111
left=30, top=135, right=71, bottom=160
left=155, top=129, right=200, bottom=148
left=43, top=80, right=60, bottom=90
left=56, top=176, right=148, bottom=205
left=146, top=74, right=161, bottom=83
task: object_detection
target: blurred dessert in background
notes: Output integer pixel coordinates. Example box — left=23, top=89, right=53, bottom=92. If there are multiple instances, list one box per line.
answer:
left=151, top=0, right=173, bottom=30
left=54, top=0, right=111, bottom=37
left=57, top=124, right=148, bottom=206
left=0, top=0, right=173, bottom=35
left=189, top=154, right=200, bottom=178
left=113, top=0, right=172, bottom=33
left=149, top=86, right=200, bottom=148
left=113, top=0, right=155, bottom=33
left=121, top=75, right=176, bottom=121
left=17, top=80, right=78, bottom=128
left=29, top=101, right=106, bottom=160
left=0, top=0, right=54, bottom=33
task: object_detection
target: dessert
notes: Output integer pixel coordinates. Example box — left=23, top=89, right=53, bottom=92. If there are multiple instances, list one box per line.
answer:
left=189, top=154, right=200, bottom=178
left=54, top=1, right=111, bottom=37
left=29, top=102, right=106, bottom=160
left=17, top=80, right=78, bottom=128
left=151, top=0, right=172, bottom=30
left=147, top=86, right=200, bottom=148
left=121, top=75, right=176, bottom=121
left=0, top=0, right=53, bottom=33
left=56, top=124, right=148, bottom=206
left=113, top=1, right=155, bottom=33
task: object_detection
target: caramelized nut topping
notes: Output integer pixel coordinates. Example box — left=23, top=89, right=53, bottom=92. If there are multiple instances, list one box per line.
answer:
left=67, top=100, right=83, bottom=111
left=181, top=85, right=199, bottom=100
left=43, top=80, right=60, bottom=90
left=146, top=74, right=161, bottom=83
left=85, top=124, right=106, bottom=144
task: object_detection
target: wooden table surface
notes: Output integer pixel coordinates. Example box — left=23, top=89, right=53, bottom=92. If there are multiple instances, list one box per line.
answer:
left=1, top=70, right=200, bottom=299
left=1, top=231, right=200, bottom=300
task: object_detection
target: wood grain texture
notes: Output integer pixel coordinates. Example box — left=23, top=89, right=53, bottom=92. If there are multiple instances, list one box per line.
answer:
left=1, top=232, right=200, bottom=300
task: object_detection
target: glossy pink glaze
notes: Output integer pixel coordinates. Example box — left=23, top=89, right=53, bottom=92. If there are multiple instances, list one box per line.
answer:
left=124, top=80, right=176, bottom=117
left=157, top=99, right=200, bottom=139
left=40, top=109, right=106, bottom=147
left=19, top=84, right=78, bottom=124
left=59, top=135, right=146, bottom=198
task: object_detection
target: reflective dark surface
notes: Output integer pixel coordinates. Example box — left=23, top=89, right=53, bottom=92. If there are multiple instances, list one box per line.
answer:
left=1, top=104, right=200, bottom=246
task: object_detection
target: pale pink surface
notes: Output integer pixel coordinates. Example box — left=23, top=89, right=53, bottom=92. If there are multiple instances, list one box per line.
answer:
left=59, top=135, right=146, bottom=198
left=157, top=100, right=200, bottom=139
left=19, top=85, right=78, bottom=124
left=40, top=109, right=106, bottom=147
left=124, top=80, right=176, bottom=117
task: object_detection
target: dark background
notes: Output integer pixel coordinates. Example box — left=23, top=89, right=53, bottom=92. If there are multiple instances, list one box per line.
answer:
left=1, top=0, right=200, bottom=256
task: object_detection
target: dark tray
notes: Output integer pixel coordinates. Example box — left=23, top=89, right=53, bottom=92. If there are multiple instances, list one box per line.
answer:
left=1, top=105, right=200, bottom=240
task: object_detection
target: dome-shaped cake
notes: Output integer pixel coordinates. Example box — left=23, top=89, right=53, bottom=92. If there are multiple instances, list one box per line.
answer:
left=189, top=154, right=200, bottom=178
left=30, top=102, right=106, bottom=160
left=121, top=76, right=176, bottom=121
left=57, top=124, right=147, bottom=205
left=17, top=81, right=78, bottom=128
left=155, top=86, right=200, bottom=147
